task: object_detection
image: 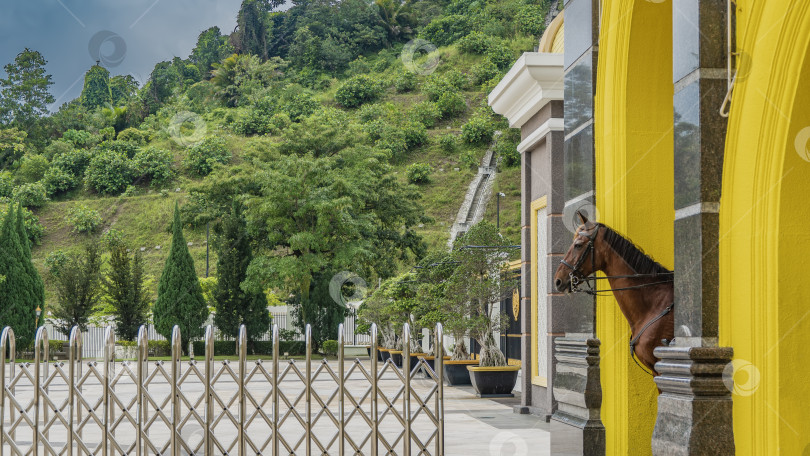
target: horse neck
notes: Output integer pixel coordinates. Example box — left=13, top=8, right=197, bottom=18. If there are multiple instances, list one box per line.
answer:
left=596, top=242, right=658, bottom=332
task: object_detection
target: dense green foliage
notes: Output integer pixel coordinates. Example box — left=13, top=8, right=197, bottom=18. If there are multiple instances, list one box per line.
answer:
left=0, top=49, right=54, bottom=131
left=65, top=205, right=102, bottom=233
left=0, top=204, right=44, bottom=347
left=47, top=243, right=102, bottom=336
left=81, top=65, right=112, bottom=110
left=213, top=201, right=271, bottom=341
left=184, top=137, right=230, bottom=176
left=104, top=234, right=150, bottom=341
left=152, top=204, right=209, bottom=347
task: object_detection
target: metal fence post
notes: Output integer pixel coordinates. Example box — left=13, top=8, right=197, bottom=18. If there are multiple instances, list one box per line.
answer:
left=103, top=327, right=116, bottom=456
left=305, top=325, right=312, bottom=456
left=204, top=326, right=214, bottom=456
left=338, top=323, right=345, bottom=456
left=136, top=326, right=148, bottom=456
left=402, top=324, right=411, bottom=456
left=170, top=326, right=181, bottom=456
left=76, top=329, right=84, bottom=456
left=238, top=325, right=247, bottom=456
left=0, top=327, right=15, bottom=456
left=436, top=324, right=445, bottom=456
left=68, top=327, right=82, bottom=456
left=33, top=327, right=49, bottom=456
left=370, top=324, right=378, bottom=456
left=272, top=325, right=279, bottom=456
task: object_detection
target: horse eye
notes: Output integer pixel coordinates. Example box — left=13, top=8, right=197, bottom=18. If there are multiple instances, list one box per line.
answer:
left=574, top=243, right=583, bottom=249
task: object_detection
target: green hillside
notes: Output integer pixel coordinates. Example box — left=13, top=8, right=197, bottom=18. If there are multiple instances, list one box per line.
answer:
left=0, top=0, right=549, bottom=317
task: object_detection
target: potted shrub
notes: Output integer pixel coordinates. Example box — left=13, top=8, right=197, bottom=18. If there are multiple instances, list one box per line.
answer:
left=410, top=250, right=474, bottom=383
left=446, top=221, right=519, bottom=397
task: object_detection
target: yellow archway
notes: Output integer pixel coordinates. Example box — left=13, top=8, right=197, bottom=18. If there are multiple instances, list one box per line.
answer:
left=594, top=0, right=674, bottom=454
left=720, top=2, right=810, bottom=454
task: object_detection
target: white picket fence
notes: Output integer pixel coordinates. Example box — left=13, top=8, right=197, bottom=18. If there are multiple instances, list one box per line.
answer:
left=44, top=306, right=371, bottom=358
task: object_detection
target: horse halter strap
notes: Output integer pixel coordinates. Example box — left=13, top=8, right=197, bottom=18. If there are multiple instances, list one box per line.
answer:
left=560, top=226, right=599, bottom=293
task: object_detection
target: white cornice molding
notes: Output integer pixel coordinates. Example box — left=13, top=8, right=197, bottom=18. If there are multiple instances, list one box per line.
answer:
left=516, top=118, right=564, bottom=153
left=487, top=52, right=564, bottom=128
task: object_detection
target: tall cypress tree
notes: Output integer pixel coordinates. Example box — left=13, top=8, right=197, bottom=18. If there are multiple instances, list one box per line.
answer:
left=153, top=203, right=208, bottom=348
left=0, top=205, right=40, bottom=348
left=105, top=237, right=150, bottom=341
left=16, top=202, right=44, bottom=311
left=213, top=201, right=271, bottom=341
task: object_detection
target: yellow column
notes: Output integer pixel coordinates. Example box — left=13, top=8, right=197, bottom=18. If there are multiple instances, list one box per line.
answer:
left=594, top=0, right=673, bottom=454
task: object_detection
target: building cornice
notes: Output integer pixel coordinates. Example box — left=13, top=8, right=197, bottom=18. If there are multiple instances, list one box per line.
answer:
left=487, top=52, right=564, bottom=129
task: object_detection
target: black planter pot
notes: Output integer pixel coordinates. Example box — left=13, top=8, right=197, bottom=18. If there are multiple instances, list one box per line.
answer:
left=390, top=351, right=403, bottom=368
left=380, top=349, right=391, bottom=362
left=367, top=346, right=372, bottom=358
left=408, top=353, right=427, bottom=372
left=467, top=366, right=520, bottom=398
left=443, top=360, right=479, bottom=386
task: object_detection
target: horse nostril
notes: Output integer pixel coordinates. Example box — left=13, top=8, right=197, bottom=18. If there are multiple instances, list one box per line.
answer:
left=555, top=278, right=562, bottom=288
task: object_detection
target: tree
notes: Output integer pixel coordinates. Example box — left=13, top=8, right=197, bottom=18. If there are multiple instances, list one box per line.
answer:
left=0, top=48, right=54, bottom=129
left=109, top=75, right=139, bottom=106
left=0, top=204, right=43, bottom=348
left=413, top=250, right=458, bottom=357
left=16, top=202, right=44, bottom=315
left=104, top=233, right=151, bottom=341
left=231, top=0, right=273, bottom=60
left=241, top=146, right=426, bottom=345
left=152, top=203, right=209, bottom=349
left=0, top=127, right=27, bottom=170
left=289, top=271, right=348, bottom=350
left=213, top=201, right=271, bottom=341
left=147, top=61, right=180, bottom=107
left=81, top=64, right=112, bottom=110
left=190, top=27, right=235, bottom=77
left=374, top=0, right=415, bottom=41
left=445, top=221, right=517, bottom=367
left=47, top=244, right=102, bottom=336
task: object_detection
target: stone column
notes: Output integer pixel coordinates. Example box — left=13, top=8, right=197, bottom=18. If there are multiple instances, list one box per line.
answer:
left=652, top=1, right=735, bottom=454
left=551, top=338, right=604, bottom=456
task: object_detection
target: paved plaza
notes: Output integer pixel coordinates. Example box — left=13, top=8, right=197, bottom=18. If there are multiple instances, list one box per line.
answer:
left=1, top=359, right=549, bottom=455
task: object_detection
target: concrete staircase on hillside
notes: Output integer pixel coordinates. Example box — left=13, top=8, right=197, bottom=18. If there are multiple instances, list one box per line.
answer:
left=447, top=131, right=501, bottom=248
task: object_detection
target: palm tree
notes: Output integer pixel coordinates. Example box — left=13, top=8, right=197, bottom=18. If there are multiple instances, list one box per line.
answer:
left=375, top=0, right=415, bottom=42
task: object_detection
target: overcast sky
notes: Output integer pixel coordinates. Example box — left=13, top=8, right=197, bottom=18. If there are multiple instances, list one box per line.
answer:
left=0, top=0, right=245, bottom=110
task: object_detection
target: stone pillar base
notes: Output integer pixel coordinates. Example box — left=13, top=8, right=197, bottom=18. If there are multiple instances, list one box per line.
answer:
left=652, top=346, right=734, bottom=456
left=551, top=337, right=605, bottom=456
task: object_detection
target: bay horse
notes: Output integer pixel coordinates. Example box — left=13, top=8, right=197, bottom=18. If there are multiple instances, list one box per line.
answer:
left=553, top=211, right=674, bottom=375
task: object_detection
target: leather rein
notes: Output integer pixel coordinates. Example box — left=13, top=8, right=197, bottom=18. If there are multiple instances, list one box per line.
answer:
left=559, top=225, right=675, bottom=376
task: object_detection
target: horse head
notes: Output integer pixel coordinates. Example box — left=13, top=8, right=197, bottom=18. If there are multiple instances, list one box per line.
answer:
left=554, top=210, right=602, bottom=293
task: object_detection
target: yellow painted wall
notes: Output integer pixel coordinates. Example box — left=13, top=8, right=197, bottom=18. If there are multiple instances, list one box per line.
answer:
left=594, top=0, right=673, bottom=454
left=720, top=1, right=810, bottom=454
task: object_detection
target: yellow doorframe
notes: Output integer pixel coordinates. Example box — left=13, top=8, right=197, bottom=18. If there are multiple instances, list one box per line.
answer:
left=720, top=2, right=810, bottom=454
left=530, top=196, right=548, bottom=387
left=594, top=0, right=673, bottom=454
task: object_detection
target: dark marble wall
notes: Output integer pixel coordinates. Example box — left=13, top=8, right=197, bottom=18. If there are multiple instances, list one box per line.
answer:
left=671, top=0, right=728, bottom=344
left=652, top=1, right=734, bottom=453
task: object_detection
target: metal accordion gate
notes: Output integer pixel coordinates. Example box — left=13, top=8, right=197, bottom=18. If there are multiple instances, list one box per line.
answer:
left=0, top=323, right=445, bottom=456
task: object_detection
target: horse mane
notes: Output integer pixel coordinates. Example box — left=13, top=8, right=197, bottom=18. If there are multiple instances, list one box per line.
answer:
left=598, top=224, right=671, bottom=275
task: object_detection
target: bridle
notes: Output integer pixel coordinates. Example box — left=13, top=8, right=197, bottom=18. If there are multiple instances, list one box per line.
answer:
left=559, top=224, right=676, bottom=376
left=559, top=225, right=675, bottom=296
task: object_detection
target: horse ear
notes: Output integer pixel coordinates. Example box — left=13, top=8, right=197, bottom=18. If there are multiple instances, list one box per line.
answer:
left=576, top=210, right=589, bottom=226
